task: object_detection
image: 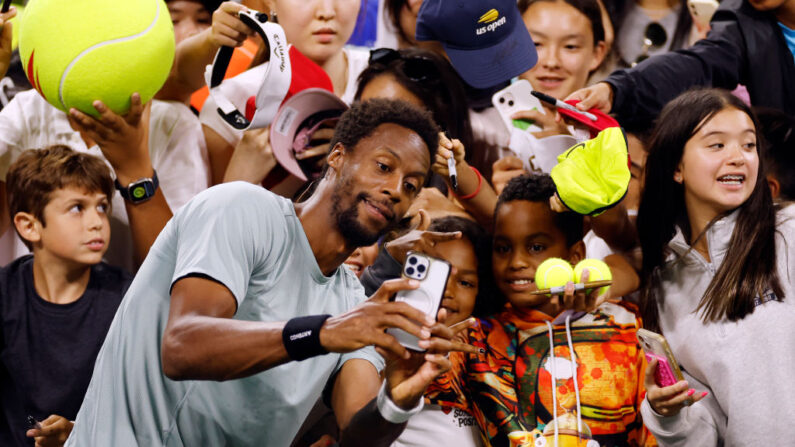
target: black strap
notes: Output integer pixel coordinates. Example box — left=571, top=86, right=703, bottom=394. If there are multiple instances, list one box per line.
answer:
left=282, top=314, right=331, bottom=361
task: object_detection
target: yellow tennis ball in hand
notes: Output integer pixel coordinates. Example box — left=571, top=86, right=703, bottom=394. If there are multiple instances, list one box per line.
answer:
left=574, top=258, right=612, bottom=296
left=534, top=258, right=574, bottom=293
left=19, top=0, right=175, bottom=116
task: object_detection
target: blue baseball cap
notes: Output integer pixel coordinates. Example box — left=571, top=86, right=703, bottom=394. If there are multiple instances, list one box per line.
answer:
left=415, top=0, right=538, bottom=89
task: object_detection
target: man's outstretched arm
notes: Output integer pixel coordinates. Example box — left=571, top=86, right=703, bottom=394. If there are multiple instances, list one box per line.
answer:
left=162, top=277, right=436, bottom=381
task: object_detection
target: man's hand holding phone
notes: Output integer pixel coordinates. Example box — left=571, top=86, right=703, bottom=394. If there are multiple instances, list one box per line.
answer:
left=644, top=357, right=709, bottom=417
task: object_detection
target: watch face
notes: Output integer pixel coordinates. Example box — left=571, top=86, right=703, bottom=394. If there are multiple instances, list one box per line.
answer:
left=132, top=185, right=148, bottom=200
left=129, top=180, right=156, bottom=203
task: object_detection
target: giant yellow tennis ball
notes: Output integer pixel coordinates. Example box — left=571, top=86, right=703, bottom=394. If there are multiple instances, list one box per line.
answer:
left=574, top=258, right=612, bottom=296
left=534, top=258, right=574, bottom=292
left=18, top=0, right=175, bottom=116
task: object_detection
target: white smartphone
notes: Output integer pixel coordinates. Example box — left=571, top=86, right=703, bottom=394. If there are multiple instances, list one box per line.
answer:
left=492, top=79, right=545, bottom=133
left=688, top=0, right=719, bottom=29
left=387, top=251, right=451, bottom=352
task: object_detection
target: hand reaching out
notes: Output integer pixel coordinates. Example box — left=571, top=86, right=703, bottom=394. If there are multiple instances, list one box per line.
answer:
left=26, top=414, right=73, bottom=447
left=432, top=132, right=465, bottom=179
left=209, top=2, right=253, bottom=48
left=68, top=93, right=153, bottom=184
left=384, top=229, right=462, bottom=265
left=0, top=6, right=17, bottom=79
left=550, top=269, right=608, bottom=313
left=491, top=156, right=526, bottom=196
left=565, top=82, right=613, bottom=114
left=511, top=108, right=570, bottom=139
left=378, top=308, right=478, bottom=409
left=224, top=126, right=277, bottom=184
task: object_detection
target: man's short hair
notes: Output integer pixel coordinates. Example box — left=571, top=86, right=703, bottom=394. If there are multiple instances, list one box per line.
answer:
left=6, top=145, right=114, bottom=247
left=329, top=98, right=439, bottom=164
left=496, top=173, right=584, bottom=247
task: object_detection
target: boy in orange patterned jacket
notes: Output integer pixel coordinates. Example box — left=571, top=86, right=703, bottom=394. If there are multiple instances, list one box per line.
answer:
left=426, top=174, right=655, bottom=447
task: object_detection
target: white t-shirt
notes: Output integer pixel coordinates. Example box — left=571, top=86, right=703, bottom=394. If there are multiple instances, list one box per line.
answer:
left=392, top=404, right=483, bottom=447
left=200, top=47, right=370, bottom=146
left=66, top=183, right=382, bottom=447
left=0, top=90, right=210, bottom=271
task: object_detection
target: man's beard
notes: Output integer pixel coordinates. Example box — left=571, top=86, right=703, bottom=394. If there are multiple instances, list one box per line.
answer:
left=331, top=182, right=399, bottom=248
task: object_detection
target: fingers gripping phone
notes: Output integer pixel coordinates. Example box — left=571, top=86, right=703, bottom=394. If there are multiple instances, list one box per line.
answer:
left=492, top=80, right=545, bottom=133
left=688, top=0, right=719, bottom=29
left=387, top=252, right=451, bottom=352
left=637, top=329, right=693, bottom=404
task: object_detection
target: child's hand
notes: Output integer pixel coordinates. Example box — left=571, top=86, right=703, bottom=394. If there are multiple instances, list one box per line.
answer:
left=492, top=156, right=526, bottom=195
left=432, top=132, right=466, bottom=179
left=566, top=82, right=613, bottom=114
left=209, top=2, right=253, bottom=48
left=511, top=109, right=570, bottom=139
left=68, top=93, right=152, bottom=184
left=549, top=193, right=571, bottom=213
left=552, top=269, right=606, bottom=312
left=294, top=127, right=335, bottom=161
left=378, top=309, right=478, bottom=410
left=26, top=414, right=73, bottom=447
left=384, top=228, right=462, bottom=265
left=224, top=126, right=277, bottom=184
left=644, top=357, right=709, bottom=417
left=0, top=6, right=17, bottom=79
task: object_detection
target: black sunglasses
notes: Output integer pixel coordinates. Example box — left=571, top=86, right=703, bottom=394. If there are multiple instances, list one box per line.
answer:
left=632, top=22, right=667, bottom=67
left=368, top=48, right=441, bottom=83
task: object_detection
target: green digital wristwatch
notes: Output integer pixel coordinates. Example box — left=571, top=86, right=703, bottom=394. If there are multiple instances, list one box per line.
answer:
left=114, top=170, right=159, bottom=204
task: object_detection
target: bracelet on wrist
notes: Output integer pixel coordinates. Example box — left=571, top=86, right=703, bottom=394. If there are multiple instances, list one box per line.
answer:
left=282, top=314, right=331, bottom=361
left=376, top=380, right=424, bottom=424
left=453, top=166, right=483, bottom=200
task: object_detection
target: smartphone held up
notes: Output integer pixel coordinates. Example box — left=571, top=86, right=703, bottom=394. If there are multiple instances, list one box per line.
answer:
left=387, top=252, right=451, bottom=352
left=636, top=328, right=694, bottom=406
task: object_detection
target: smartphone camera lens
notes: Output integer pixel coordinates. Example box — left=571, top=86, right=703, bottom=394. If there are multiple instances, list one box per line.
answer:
left=508, top=100, right=514, bottom=107
left=499, top=97, right=505, bottom=103
left=417, top=264, right=426, bottom=273
left=406, top=267, right=415, bottom=276
left=408, top=257, right=417, bottom=265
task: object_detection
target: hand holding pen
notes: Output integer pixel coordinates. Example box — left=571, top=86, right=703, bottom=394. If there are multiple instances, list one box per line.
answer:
left=26, top=414, right=75, bottom=446
left=433, top=132, right=465, bottom=191
left=532, top=90, right=598, bottom=121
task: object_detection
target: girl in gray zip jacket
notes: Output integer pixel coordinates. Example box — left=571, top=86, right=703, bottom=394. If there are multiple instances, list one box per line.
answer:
left=635, top=88, right=795, bottom=446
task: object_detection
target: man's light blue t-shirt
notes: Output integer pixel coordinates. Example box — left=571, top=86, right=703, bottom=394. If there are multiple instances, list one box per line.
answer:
left=66, top=182, right=382, bottom=447
left=779, top=22, right=795, bottom=62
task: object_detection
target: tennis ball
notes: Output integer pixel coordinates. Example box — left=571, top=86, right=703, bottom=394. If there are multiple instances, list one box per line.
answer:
left=574, top=258, right=612, bottom=296
left=19, top=0, right=175, bottom=116
left=534, top=258, right=574, bottom=292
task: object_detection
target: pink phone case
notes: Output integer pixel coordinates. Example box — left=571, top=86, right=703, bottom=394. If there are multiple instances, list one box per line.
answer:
left=645, top=353, right=679, bottom=387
